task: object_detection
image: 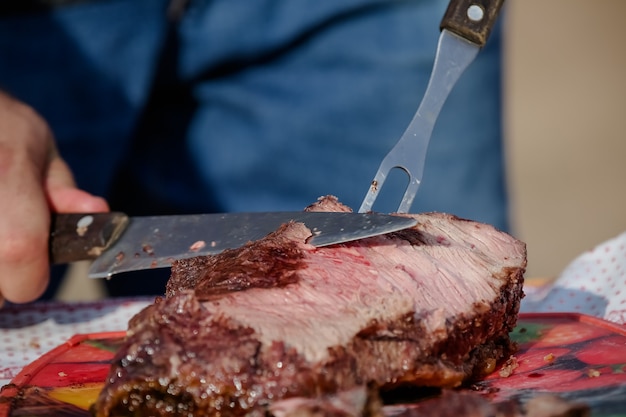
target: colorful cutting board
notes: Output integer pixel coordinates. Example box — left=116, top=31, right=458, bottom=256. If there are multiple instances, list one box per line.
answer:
left=1, top=314, right=625, bottom=416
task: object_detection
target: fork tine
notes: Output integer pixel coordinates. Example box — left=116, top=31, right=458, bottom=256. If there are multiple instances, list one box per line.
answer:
left=358, top=157, right=420, bottom=214
left=358, top=169, right=386, bottom=213
left=397, top=176, right=421, bottom=214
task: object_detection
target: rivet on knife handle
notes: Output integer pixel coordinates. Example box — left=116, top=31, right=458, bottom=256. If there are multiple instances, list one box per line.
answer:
left=441, top=0, right=505, bottom=46
left=49, top=212, right=129, bottom=264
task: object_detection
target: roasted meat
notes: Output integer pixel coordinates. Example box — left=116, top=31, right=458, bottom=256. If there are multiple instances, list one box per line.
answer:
left=94, top=196, right=526, bottom=417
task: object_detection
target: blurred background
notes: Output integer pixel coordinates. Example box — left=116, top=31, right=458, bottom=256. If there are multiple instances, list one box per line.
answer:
left=56, top=0, right=626, bottom=300
left=505, top=0, right=626, bottom=278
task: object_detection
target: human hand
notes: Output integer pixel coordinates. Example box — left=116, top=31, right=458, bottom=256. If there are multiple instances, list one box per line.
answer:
left=0, top=92, right=109, bottom=305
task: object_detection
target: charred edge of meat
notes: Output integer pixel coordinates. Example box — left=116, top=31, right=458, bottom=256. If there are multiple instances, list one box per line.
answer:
left=167, top=223, right=308, bottom=300
left=93, top=387, right=199, bottom=417
left=98, top=294, right=262, bottom=416
left=96, top=293, right=357, bottom=416
left=304, top=195, right=353, bottom=213
left=350, top=265, right=524, bottom=390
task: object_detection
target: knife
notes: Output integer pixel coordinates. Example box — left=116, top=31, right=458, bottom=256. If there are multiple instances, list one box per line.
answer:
left=359, top=0, right=505, bottom=214
left=49, top=211, right=417, bottom=279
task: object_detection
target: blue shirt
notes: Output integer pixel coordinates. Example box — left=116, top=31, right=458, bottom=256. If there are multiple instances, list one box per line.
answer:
left=0, top=0, right=507, bottom=296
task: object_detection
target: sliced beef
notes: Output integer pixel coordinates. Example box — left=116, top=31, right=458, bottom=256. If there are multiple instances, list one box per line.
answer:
left=384, top=391, right=590, bottom=417
left=94, top=196, right=526, bottom=417
left=269, top=385, right=382, bottom=417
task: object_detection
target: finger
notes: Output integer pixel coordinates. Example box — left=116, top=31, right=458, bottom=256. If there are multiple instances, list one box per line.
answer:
left=45, top=156, right=110, bottom=213
left=0, top=165, right=51, bottom=303
left=0, top=97, right=52, bottom=303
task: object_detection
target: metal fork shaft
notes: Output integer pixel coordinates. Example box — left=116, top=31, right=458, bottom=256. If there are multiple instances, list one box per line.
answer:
left=358, top=30, right=479, bottom=214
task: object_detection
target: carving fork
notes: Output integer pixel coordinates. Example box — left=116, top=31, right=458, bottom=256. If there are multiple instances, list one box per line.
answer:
left=359, top=0, right=505, bottom=214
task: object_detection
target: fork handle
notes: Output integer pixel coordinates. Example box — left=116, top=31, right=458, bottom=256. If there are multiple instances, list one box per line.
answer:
left=441, top=0, right=505, bottom=46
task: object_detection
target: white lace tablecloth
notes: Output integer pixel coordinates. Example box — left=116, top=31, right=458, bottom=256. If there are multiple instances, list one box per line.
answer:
left=0, top=297, right=151, bottom=387
left=521, top=231, right=626, bottom=324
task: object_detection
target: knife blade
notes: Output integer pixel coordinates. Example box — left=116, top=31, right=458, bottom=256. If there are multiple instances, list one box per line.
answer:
left=49, top=211, right=417, bottom=279
left=359, top=0, right=505, bottom=214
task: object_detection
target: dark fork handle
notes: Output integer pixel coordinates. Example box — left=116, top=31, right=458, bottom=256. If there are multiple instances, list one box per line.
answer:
left=441, top=0, right=505, bottom=46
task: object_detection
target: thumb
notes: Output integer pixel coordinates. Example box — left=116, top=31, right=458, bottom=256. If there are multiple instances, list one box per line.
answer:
left=45, top=155, right=110, bottom=213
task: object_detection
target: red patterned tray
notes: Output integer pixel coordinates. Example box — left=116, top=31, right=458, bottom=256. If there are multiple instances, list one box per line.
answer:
left=1, top=314, right=625, bottom=416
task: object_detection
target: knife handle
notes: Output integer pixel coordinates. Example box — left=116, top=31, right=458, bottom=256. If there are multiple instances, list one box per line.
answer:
left=441, top=0, right=505, bottom=46
left=49, top=212, right=129, bottom=265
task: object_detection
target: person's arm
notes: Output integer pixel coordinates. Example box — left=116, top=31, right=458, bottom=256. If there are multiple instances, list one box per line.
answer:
left=0, top=92, right=109, bottom=305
